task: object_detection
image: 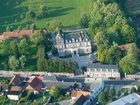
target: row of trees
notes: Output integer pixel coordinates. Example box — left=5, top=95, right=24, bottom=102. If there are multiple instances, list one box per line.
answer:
left=0, top=29, right=77, bottom=73
left=37, top=45, right=77, bottom=73
left=87, top=0, right=140, bottom=74
left=26, top=5, right=48, bottom=19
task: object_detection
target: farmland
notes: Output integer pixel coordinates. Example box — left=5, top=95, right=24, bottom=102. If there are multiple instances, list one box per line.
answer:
left=0, top=0, right=91, bottom=32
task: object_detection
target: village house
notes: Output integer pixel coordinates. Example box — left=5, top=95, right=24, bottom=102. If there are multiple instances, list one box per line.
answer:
left=26, top=76, right=45, bottom=94
left=71, top=90, right=90, bottom=104
left=84, top=63, right=120, bottom=79
left=0, top=83, right=8, bottom=96
left=7, top=75, right=26, bottom=100
left=55, top=31, right=92, bottom=57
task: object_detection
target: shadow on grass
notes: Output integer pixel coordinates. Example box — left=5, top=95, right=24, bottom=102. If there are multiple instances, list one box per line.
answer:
left=48, top=7, right=75, bottom=18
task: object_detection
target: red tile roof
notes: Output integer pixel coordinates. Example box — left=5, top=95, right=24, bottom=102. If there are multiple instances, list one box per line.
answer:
left=118, top=44, right=131, bottom=50
left=10, top=86, right=22, bottom=92
left=26, top=77, right=45, bottom=92
left=71, top=90, right=90, bottom=98
left=0, top=30, right=38, bottom=40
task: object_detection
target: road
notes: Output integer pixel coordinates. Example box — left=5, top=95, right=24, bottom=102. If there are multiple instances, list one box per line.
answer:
left=104, top=80, right=138, bottom=86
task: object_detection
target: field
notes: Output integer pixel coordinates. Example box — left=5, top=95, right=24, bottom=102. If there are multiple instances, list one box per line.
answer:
left=0, top=0, right=91, bottom=32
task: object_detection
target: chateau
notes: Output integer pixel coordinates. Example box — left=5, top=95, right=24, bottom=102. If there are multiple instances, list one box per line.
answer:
left=55, top=31, right=92, bottom=57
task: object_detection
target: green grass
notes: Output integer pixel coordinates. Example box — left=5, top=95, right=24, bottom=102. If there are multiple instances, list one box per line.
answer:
left=0, top=0, right=91, bottom=32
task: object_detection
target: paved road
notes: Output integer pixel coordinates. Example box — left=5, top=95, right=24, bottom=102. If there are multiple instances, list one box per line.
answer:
left=104, top=80, right=138, bottom=86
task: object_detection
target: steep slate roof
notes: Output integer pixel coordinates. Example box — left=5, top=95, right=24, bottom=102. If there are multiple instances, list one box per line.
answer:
left=64, top=32, right=89, bottom=42
left=27, top=77, right=45, bottom=92
left=44, top=81, right=81, bottom=90
left=86, top=63, right=118, bottom=72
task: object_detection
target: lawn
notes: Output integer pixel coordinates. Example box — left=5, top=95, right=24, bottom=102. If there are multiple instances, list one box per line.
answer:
left=0, top=0, right=91, bottom=32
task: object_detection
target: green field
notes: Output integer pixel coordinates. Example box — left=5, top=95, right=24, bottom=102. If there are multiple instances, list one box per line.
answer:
left=0, top=0, right=91, bottom=32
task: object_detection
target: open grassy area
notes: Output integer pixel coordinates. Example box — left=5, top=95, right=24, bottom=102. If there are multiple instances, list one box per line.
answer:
left=0, top=0, right=91, bottom=32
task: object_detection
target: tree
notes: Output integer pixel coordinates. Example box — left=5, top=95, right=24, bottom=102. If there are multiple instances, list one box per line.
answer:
left=18, top=38, right=30, bottom=56
left=3, top=38, right=12, bottom=56
left=10, top=40, right=20, bottom=58
left=39, top=5, right=48, bottom=18
left=98, top=92, right=107, bottom=105
left=30, top=24, right=36, bottom=30
left=119, top=54, right=139, bottom=74
left=104, top=87, right=110, bottom=95
left=127, top=43, right=138, bottom=55
left=37, top=46, right=47, bottom=71
left=79, top=14, right=90, bottom=28
left=119, top=43, right=140, bottom=74
left=33, top=30, right=46, bottom=46
left=109, top=88, right=116, bottom=97
left=17, top=25, right=22, bottom=31
left=19, top=55, right=26, bottom=70
left=6, top=26, right=13, bottom=32
left=131, top=87, right=137, bottom=93
left=106, top=44, right=123, bottom=64
left=8, top=56, right=19, bottom=71
left=26, top=10, right=36, bottom=19
left=49, top=86, right=60, bottom=99
left=137, top=84, right=140, bottom=92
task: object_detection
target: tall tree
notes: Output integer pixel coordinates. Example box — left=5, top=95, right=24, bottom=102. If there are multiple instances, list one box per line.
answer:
left=39, top=5, right=48, bottom=18
left=79, top=14, right=90, bottom=28
left=8, top=56, right=19, bottom=71
left=37, top=45, right=47, bottom=71
left=49, top=86, right=60, bottom=99
left=18, top=38, right=30, bottom=56
left=19, top=55, right=26, bottom=70
left=10, top=40, right=20, bottom=58
left=98, top=92, right=107, bottom=105
left=119, top=43, right=140, bottom=74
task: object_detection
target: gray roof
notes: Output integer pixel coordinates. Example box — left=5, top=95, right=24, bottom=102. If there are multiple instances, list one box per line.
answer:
left=108, top=93, right=140, bottom=105
left=44, top=81, right=82, bottom=90
left=86, top=63, right=118, bottom=71
left=64, top=32, right=89, bottom=42
left=43, top=74, right=57, bottom=82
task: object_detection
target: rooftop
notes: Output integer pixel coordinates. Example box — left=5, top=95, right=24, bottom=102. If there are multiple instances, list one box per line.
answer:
left=64, top=31, right=89, bottom=42
left=108, top=93, right=140, bottom=105
left=86, top=63, right=118, bottom=72
left=0, top=30, right=38, bottom=40
left=71, top=90, right=90, bottom=98
left=118, top=43, right=131, bottom=50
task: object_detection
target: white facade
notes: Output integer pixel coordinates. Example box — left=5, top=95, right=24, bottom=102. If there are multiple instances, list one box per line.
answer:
left=84, top=63, right=120, bottom=79
left=55, top=32, right=92, bottom=57
left=7, top=93, right=22, bottom=100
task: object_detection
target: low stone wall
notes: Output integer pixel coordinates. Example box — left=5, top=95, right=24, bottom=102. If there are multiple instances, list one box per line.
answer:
left=0, top=70, right=74, bottom=77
